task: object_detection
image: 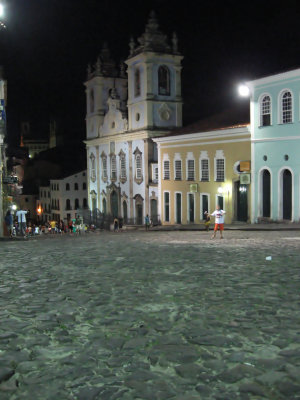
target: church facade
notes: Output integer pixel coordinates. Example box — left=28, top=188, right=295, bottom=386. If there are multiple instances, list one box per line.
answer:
left=84, top=12, right=183, bottom=223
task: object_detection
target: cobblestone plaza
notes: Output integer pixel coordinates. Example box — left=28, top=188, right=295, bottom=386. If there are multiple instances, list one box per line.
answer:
left=0, top=230, right=300, bottom=399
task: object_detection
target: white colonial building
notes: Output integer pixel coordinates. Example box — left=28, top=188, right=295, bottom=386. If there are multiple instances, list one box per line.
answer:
left=84, top=12, right=183, bottom=224
left=37, top=170, right=88, bottom=222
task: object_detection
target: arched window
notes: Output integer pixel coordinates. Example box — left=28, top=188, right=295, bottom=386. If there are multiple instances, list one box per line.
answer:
left=260, top=95, right=271, bottom=126
left=66, top=199, right=71, bottom=210
left=83, top=198, right=88, bottom=208
left=74, top=183, right=79, bottom=190
left=134, top=68, right=141, bottom=97
left=111, top=155, right=117, bottom=181
left=280, top=90, right=292, bottom=124
left=119, top=151, right=126, bottom=183
left=75, top=199, right=79, bottom=209
left=83, top=182, right=87, bottom=190
left=101, top=153, right=108, bottom=181
left=66, top=183, right=70, bottom=191
left=158, top=66, right=170, bottom=95
left=136, top=154, right=142, bottom=180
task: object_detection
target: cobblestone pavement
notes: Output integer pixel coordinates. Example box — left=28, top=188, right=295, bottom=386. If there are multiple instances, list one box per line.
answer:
left=0, top=230, right=300, bottom=400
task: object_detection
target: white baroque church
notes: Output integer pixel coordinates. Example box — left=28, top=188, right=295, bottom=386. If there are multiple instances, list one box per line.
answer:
left=84, top=12, right=183, bottom=224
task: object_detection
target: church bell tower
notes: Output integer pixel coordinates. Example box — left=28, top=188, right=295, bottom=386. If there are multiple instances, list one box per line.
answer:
left=125, top=11, right=183, bottom=133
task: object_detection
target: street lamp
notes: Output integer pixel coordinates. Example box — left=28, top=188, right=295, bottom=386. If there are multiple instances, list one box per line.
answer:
left=238, top=84, right=250, bottom=97
left=0, top=3, right=6, bottom=29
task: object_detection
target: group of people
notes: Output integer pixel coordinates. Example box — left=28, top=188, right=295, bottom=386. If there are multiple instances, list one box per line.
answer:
left=4, top=209, right=90, bottom=237
left=41, top=215, right=88, bottom=235
left=5, top=207, right=226, bottom=238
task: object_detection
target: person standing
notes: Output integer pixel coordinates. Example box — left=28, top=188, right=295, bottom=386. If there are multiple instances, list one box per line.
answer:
left=16, top=209, right=28, bottom=236
left=203, top=211, right=211, bottom=232
left=113, top=217, right=119, bottom=232
left=210, top=205, right=226, bottom=239
left=5, top=210, right=13, bottom=237
left=145, top=214, right=150, bottom=231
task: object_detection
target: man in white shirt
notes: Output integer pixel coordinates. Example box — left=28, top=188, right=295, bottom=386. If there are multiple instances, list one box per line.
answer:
left=16, top=209, right=28, bottom=236
left=210, top=205, right=226, bottom=239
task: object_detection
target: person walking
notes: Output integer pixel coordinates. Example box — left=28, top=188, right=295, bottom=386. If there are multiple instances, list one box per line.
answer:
left=50, top=219, right=57, bottom=234
left=75, top=215, right=82, bottom=234
left=210, top=205, right=226, bottom=239
left=113, top=217, right=119, bottom=232
left=16, top=209, right=28, bottom=236
left=5, top=210, right=13, bottom=238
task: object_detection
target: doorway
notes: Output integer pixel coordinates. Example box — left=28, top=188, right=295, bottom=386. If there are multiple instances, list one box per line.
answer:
left=282, top=169, right=292, bottom=220
left=237, top=183, right=248, bottom=222
left=217, top=195, right=224, bottom=210
left=150, top=199, right=158, bottom=225
left=102, top=198, right=107, bottom=215
left=262, top=169, right=271, bottom=218
left=111, top=191, right=118, bottom=217
left=201, top=194, right=208, bottom=220
left=136, top=205, right=143, bottom=225
left=123, top=200, right=127, bottom=223
left=135, top=194, right=144, bottom=225
left=175, top=193, right=182, bottom=224
left=188, top=193, right=194, bottom=222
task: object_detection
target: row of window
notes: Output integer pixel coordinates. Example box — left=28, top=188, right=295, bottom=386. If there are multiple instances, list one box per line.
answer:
left=41, top=198, right=88, bottom=212
left=163, top=156, right=225, bottom=182
left=90, top=149, right=143, bottom=184
left=259, top=89, right=295, bottom=126
left=48, top=182, right=87, bottom=192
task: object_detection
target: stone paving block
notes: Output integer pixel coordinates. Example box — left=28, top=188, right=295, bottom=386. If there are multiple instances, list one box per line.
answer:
left=0, top=230, right=300, bottom=399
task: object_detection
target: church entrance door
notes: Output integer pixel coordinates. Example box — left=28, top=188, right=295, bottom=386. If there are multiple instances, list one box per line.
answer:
left=136, top=205, right=143, bottom=225
left=150, top=199, right=158, bottom=224
left=123, top=201, right=128, bottom=223
left=111, top=191, right=118, bottom=218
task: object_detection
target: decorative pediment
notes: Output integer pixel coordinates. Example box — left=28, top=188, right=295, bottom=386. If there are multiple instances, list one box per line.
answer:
left=158, top=103, right=172, bottom=121
left=99, top=92, right=128, bottom=136
left=133, top=146, right=142, bottom=156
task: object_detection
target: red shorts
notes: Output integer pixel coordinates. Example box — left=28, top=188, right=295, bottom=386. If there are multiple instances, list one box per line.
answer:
left=214, top=223, right=224, bottom=231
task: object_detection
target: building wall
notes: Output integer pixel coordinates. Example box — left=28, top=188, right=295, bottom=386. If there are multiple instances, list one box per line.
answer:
left=155, top=127, right=251, bottom=225
left=248, top=69, right=300, bottom=222
left=37, top=171, right=87, bottom=222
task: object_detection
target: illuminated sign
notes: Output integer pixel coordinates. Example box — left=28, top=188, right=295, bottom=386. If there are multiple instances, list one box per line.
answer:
left=240, top=161, right=250, bottom=172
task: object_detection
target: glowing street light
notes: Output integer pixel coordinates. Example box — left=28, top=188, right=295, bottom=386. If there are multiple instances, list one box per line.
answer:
left=238, top=84, right=250, bottom=97
left=0, top=3, right=6, bottom=29
left=217, top=186, right=223, bottom=194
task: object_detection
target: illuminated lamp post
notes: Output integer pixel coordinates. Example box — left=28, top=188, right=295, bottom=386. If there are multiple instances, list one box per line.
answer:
left=238, top=84, right=250, bottom=97
left=37, top=206, right=42, bottom=223
left=0, top=3, right=6, bottom=29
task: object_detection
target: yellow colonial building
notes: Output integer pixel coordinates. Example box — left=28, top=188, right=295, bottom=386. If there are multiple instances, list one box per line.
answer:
left=153, top=124, right=251, bottom=225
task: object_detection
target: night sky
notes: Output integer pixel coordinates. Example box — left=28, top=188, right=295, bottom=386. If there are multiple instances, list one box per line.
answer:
left=1, top=0, right=300, bottom=146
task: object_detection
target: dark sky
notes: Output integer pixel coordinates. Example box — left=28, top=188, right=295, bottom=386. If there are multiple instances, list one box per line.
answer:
left=1, top=0, right=300, bottom=146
